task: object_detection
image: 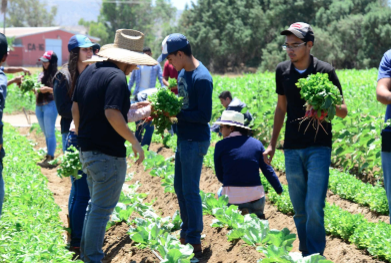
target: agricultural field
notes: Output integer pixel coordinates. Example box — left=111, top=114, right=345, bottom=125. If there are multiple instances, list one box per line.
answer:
left=1, top=68, right=390, bottom=262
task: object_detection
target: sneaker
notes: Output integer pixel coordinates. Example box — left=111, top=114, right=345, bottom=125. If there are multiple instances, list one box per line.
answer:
left=190, top=244, right=202, bottom=257
left=38, top=155, right=57, bottom=169
left=69, top=246, right=80, bottom=261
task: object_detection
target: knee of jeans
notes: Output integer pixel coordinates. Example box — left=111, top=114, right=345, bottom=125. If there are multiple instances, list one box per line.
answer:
left=306, top=199, right=325, bottom=217
left=90, top=202, right=114, bottom=216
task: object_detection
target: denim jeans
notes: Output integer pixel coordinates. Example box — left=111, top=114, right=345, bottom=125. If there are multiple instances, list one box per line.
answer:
left=62, top=132, right=68, bottom=153
left=135, top=120, right=154, bottom=149
left=79, top=151, right=126, bottom=263
left=174, top=140, right=210, bottom=244
left=284, top=146, right=331, bottom=257
left=381, top=151, right=391, bottom=223
left=35, top=100, right=58, bottom=156
left=217, top=187, right=266, bottom=219
left=66, top=132, right=90, bottom=247
left=0, top=162, right=4, bottom=219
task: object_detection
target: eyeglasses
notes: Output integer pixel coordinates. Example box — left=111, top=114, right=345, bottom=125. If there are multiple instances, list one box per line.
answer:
left=282, top=42, right=306, bottom=51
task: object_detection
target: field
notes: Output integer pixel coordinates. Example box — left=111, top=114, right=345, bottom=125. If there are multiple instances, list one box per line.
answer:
left=0, top=69, right=390, bottom=262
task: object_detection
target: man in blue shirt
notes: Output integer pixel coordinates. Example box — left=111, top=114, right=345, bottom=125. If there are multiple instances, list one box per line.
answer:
left=0, top=33, right=8, bottom=219
left=158, top=34, right=213, bottom=258
left=376, top=49, right=391, bottom=223
left=129, top=47, right=164, bottom=148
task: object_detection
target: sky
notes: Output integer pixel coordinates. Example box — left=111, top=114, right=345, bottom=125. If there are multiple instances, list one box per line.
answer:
left=157, top=0, right=197, bottom=10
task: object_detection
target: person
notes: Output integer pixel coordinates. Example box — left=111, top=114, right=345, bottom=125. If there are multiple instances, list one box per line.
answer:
left=376, top=49, right=391, bottom=223
left=158, top=33, right=213, bottom=258
left=52, top=34, right=96, bottom=257
left=263, top=22, right=348, bottom=257
left=162, top=59, right=179, bottom=94
left=128, top=47, right=163, bottom=148
left=214, top=110, right=282, bottom=219
left=211, top=90, right=253, bottom=133
left=1, top=66, right=31, bottom=87
left=36, top=51, right=59, bottom=168
left=0, top=33, right=9, bottom=219
left=71, top=29, right=156, bottom=262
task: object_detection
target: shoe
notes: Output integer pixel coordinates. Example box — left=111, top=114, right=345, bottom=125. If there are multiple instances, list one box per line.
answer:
left=240, top=208, right=250, bottom=215
left=69, top=246, right=80, bottom=260
left=180, top=238, right=186, bottom=245
left=38, top=155, right=57, bottom=169
left=190, top=244, right=202, bottom=258
left=258, top=214, right=266, bottom=220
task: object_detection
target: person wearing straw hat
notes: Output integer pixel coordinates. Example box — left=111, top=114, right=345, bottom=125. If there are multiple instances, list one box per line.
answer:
left=214, top=111, right=283, bottom=219
left=158, top=33, right=213, bottom=258
left=71, top=29, right=157, bottom=263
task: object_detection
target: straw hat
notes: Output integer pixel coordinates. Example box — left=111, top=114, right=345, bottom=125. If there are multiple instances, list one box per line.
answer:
left=215, top=110, right=252, bottom=130
left=83, top=29, right=157, bottom=66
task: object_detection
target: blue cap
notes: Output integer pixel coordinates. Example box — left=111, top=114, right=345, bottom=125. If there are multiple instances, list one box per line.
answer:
left=68, top=35, right=96, bottom=52
left=157, top=33, right=189, bottom=62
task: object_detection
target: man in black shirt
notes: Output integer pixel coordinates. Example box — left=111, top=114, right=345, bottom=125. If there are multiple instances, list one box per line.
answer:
left=72, top=29, right=157, bottom=262
left=263, top=22, right=348, bottom=257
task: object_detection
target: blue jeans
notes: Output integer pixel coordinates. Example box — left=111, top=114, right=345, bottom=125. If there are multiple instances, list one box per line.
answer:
left=66, top=132, right=90, bottom=247
left=62, top=132, right=68, bottom=153
left=0, top=162, right=4, bottom=219
left=79, top=151, right=126, bottom=263
left=217, top=187, right=266, bottom=219
left=174, top=140, right=210, bottom=244
left=35, top=100, right=58, bottom=156
left=135, top=120, right=154, bottom=149
left=381, top=151, right=391, bottom=223
left=284, top=146, right=331, bottom=257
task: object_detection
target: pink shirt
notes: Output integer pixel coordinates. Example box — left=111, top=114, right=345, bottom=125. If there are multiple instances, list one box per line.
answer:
left=221, top=131, right=265, bottom=204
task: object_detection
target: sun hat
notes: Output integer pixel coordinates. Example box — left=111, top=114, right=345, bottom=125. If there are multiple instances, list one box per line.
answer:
left=68, top=35, right=96, bottom=52
left=157, top=33, right=189, bottom=62
left=281, top=22, right=315, bottom=42
left=94, top=29, right=157, bottom=66
left=39, top=51, right=57, bottom=63
left=215, top=110, right=252, bottom=130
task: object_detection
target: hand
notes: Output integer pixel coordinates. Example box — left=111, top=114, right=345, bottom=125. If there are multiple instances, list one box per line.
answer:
left=135, top=101, right=151, bottom=108
left=39, top=86, right=52, bottom=93
left=278, top=192, right=282, bottom=196
left=14, top=76, right=23, bottom=86
left=0, top=144, right=2, bottom=151
left=132, top=143, right=145, bottom=165
left=22, top=68, right=31, bottom=75
left=263, top=145, right=275, bottom=166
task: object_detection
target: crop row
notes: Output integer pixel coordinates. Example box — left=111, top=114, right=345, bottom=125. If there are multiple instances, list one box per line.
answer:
left=151, top=133, right=391, bottom=262
left=0, top=125, right=74, bottom=262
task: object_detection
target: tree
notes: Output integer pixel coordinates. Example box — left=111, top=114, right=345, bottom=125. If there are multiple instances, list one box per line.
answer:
left=7, top=0, right=57, bottom=27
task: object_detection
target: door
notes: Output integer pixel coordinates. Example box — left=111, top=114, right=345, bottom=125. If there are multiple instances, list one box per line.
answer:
left=45, top=39, right=62, bottom=66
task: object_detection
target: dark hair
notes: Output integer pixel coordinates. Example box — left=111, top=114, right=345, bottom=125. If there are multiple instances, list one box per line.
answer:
left=284, top=31, right=314, bottom=44
left=143, top=47, right=151, bottom=53
left=219, top=91, right=232, bottom=100
left=233, top=126, right=250, bottom=136
left=41, top=52, right=58, bottom=87
left=169, top=43, right=192, bottom=57
left=68, top=47, right=80, bottom=97
left=0, top=33, right=7, bottom=59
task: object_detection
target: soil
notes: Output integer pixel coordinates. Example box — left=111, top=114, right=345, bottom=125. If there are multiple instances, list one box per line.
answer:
left=16, top=130, right=387, bottom=262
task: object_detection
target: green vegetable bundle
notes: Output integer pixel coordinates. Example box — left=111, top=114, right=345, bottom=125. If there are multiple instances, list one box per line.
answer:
left=149, top=87, right=183, bottom=135
left=55, top=146, right=82, bottom=180
left=168, top=77, right=177, bottom=88
left=20, top=76, right=42, bottom=94
left=295, top=73, right=343, bottom=139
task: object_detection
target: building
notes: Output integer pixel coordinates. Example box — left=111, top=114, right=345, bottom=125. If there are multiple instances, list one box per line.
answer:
left=4, top=27, right=100, bottom=66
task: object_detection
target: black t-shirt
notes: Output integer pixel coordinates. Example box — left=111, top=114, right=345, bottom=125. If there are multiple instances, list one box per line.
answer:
left=276, top=56, right=343, bottom=149
left=72, top=61, right=130, bottom=157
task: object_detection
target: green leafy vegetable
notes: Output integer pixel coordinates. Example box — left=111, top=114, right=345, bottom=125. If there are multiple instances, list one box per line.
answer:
left=168, top=77, right=177, bottom=88
left=56, top=146, right=82, bottom=180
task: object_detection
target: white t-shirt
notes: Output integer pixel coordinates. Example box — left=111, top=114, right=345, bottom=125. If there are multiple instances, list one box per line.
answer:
left=139, top=65, right=152, bottom=93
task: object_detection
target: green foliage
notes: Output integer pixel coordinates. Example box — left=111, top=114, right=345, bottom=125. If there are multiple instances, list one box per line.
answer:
left=0, top=125, right=74, bottom=262
left=55, top=146, right=82, bottom=180
left=168, top=77, right=177, bottom=88
left=150, top=87, right=183, bottom=135
left=7, top=0, right=57, bottom=27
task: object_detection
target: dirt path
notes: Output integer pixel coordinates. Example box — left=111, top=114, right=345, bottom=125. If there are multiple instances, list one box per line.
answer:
left=4, top=113, right=61, bottom=128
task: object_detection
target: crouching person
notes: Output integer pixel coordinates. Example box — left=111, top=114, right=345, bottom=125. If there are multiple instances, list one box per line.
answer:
left=71, top=29, right=157, bottom=263
left=214, top=111, right=283, bottom=219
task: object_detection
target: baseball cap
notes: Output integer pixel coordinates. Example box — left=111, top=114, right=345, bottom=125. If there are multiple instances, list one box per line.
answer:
left=0, top=33, right=8, bottom=58
left=157, top=33, right=189, bottom=62
left=281, top=22, right=315, bottom=42
left=39, top=51, right=54, bottom=62
left=68, top=35, right=96, bottom=52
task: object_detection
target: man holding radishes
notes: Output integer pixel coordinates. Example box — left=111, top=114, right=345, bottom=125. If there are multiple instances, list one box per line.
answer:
left=263, top=22, right=348, bottom=258
left=376, top=49, right=391, bottom=223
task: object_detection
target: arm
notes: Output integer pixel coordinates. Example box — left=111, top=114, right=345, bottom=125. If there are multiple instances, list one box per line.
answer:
left=329, top=70, right=348, bottom=119
left=263, top=94, right=287, bottom=165
left=0, top=84, right=5, bottom=151
left=105, top=109, right=144, bottom=164
left=214, top=144, right=224, bottom=183
left=259, top=145, right=283, bottom=194
left=71, top=102, right=80, bottom=135
left=176, top=79, right=212, bottom=124
left=39, top=86, right=54, bottom=94
left=127, top=105, right=151, bottom=123
left=3, top=67, right=30, bottom=75
left=53, top=76, right=73, bottom=119
left=7, top=76, right=22, bottom=86
left=377, top=78, right=391, bottom=105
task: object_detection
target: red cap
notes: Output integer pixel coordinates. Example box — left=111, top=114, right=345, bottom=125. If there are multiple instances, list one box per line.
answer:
left=39, top=51, right=53, bottom=62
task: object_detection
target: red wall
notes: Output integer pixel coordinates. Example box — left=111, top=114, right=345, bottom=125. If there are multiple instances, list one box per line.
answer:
left=7, top=30, right=97, bottom=67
